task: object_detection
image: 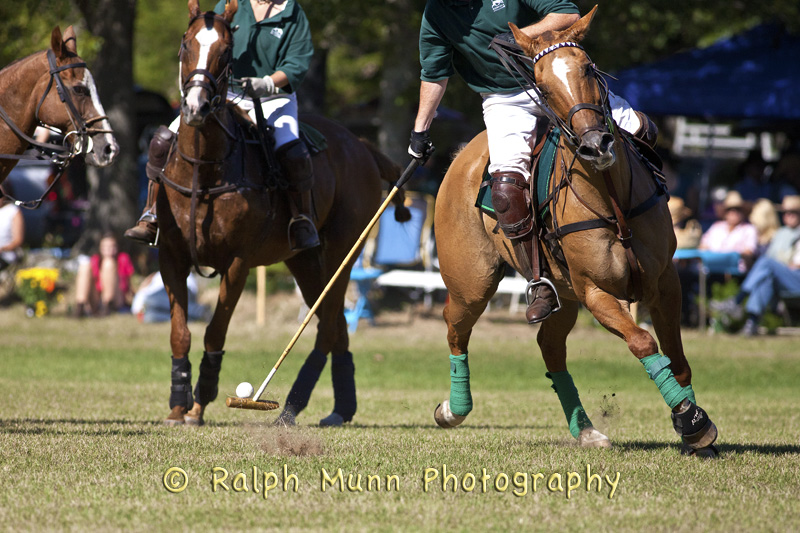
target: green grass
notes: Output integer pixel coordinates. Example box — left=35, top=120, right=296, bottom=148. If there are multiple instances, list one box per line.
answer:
left=1, top=294, right=799, bottom=532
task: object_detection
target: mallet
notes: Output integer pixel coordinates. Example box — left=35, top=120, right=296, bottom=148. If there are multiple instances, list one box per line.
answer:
left=227, top=157, right=424, bottom=411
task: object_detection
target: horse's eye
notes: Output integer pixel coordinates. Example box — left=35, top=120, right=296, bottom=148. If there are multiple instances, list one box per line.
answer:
left=73, top=85, right=90, bottom=96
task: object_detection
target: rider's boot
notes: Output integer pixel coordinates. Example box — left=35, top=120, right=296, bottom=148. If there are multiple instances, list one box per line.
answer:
left=277, top=140, right=320, bottom=251
left=633, top=111, right=658, bottom=148
left=124, top=126, right=174, bottom=245
left=490, top=171, right=559, bottom=324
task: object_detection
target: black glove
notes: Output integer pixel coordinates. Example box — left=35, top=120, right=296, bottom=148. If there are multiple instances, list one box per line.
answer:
left=408, top=130, right=434, bottom=164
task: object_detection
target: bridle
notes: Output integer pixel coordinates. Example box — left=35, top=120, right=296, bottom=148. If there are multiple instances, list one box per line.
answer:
left=490, top=37, right=615, bottom=148
left=178, top=12, right=234, bottom=113
left=0, top=49, right=112, bottom=209
left=490, top=36, right=666, bottom=304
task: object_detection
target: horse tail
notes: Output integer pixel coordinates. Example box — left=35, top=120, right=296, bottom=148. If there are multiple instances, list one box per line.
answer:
left=360, top=139, right=411, bottom=222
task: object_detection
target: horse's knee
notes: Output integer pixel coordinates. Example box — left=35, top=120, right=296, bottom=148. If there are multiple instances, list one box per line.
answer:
left=629, top=329, right=658, bottom=358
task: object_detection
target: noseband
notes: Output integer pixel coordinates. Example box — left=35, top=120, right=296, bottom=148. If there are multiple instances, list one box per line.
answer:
left=0, top=49, right=113, bottom=209
left=179, top=13, right=234, bottom=110
left=490, top=37, right=613, bottom=147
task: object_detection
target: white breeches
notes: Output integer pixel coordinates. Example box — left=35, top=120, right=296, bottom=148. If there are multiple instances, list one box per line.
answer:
left=170, top=92, right=300, bottom=150
left=482, top=89, right=640, bottom=180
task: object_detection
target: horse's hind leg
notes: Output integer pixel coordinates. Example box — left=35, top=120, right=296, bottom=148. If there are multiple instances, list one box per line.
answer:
left=649, top=264, right=718, bottom=455
left=282, top=249, right=354, bottom=426
left=433, top=264, right=503, bottom=428
left=583, top=285, right=717, bottom=453
left=537, top=299, right=611, bottom=447
left=184, top=257, right=249, bottom=426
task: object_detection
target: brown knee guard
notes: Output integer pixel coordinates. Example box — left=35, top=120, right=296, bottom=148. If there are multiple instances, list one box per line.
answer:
left=489, top=171, right=533, bottom=239
left=633, top=111, right=658, bottom=148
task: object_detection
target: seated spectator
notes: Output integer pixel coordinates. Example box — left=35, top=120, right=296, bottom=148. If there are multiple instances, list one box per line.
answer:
left=749, top=198, right=781, bottom=256
left=669, top=196, right=702, bottom=249
left=713, top=195, right=800, bottom=335
left=699, top=191, right=758, bottom=272
left=74, top=233, right=135, bottom=317
left=131, top=271, right=209, bottom=323
left=0, top=183, right=25, bottom=272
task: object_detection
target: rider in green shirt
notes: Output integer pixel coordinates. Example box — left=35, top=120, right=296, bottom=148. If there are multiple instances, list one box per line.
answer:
left=126, top=0, right=319, bottom=251
left=409, top=0, right=657, bottom=324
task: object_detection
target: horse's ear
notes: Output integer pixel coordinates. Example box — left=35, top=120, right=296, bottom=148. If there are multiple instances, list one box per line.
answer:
left=188, top=0, right=201, bottom=18
left=223, top=0, right=238, bottom=23
left=62, top=26, right=78, bottom=55
left=50, top=26, right=64, bottom=59
left=563, top=4, right=598, bottom=43
left=509, top=22, right=545, bottom=58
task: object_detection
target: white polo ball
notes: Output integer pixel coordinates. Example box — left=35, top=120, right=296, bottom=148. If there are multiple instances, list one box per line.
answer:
left=236, top=382, right=254, bottom=399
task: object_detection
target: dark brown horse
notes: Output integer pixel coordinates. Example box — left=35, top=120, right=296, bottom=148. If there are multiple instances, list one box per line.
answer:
left=0, top=26, right=118, bottom=189
left=433, top=7, right=717, bottom=455
left=158, top=0, right=408, bottom=426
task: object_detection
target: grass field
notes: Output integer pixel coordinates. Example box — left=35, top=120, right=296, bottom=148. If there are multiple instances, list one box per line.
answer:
left=1, top=292, right=799, bottom=532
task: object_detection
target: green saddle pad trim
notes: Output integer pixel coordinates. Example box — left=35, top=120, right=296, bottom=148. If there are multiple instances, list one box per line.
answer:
left=475, top=127, right=560, bottom=218
left=299, top=122, right=327, bottom=154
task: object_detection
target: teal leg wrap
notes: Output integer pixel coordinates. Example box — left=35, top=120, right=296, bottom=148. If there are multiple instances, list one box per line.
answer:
left=449, top=354, right=472, bottom=416
left=683, top=385, right=696, bottom=405
left=640, top=354, right=691, bottom=409
left=546, top=371, right=593, bottom=439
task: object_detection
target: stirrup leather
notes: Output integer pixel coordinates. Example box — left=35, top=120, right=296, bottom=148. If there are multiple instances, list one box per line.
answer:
left=525, top=277, right=562, bottom=314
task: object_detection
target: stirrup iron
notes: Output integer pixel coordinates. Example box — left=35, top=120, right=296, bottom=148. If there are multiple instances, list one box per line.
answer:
left=525, top=277, right=562, bottom=314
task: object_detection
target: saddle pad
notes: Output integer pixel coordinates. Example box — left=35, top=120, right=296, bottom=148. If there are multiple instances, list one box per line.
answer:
left=299, top=122, right=327, bottom=154
left=475, top=127, right=560, bottom=219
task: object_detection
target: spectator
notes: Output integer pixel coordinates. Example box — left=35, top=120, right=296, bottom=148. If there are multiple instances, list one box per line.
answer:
left=73, top=233, right=135, bottom=317
left=713, top=195, right=800, bottom=335
left=749, top=198, right=781, bottom=256
left=0, top=183, right=25, bottom=272
left=131, top=271, right=209, bottom=323
left=669, top=196, right=702, bottom=249
left=699, top=190, right=758, bottom=271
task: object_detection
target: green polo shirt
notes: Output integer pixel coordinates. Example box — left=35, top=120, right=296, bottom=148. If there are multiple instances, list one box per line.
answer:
left=214, top=0, right=313, bottom=94
left=420, top=0, right=579, bottom=94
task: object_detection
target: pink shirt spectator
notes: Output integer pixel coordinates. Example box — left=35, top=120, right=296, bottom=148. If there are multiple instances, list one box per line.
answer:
left=90, top=251, right=134, bottom=295
left=699, top=221, right=758, bottom=272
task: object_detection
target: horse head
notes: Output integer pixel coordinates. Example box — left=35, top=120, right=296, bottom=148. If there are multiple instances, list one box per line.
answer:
left=41, top=26, right=119, bottom=167
left=179, top=0, right=238, bottom=126
left=510, top=5, right=615, bottom=171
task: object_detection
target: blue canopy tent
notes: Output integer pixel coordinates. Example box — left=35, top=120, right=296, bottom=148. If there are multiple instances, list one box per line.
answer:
left=607, top=24, right=800, bottom=121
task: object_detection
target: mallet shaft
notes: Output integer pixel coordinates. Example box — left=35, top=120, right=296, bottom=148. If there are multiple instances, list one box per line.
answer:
left=250, top=158, right=421, bottom=403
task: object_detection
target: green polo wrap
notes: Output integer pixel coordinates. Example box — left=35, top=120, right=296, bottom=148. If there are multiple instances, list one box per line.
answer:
left=546, top=371, right=593, bottom=439
left=449, top=353, right=472, bottom=416
left=640, top=354, right=692, bottom=409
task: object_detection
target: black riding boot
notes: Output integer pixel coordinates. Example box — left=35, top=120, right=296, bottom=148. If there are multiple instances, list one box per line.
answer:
left=633, top=111, right=658, bottom=147
left=124, top=126, right=174, bottom=245
left=277, top=140, right=320, bottom=251
left=490, top=171, right=559, bottom=324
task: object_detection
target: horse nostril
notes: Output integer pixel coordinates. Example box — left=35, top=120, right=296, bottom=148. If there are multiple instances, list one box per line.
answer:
left=600, top=133, right=615, bottom=153
left=577, top=145, right=596, bottom=159
left=199, top=101, right=211, bottom=116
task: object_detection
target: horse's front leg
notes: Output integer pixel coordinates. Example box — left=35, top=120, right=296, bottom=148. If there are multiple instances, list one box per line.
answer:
left=581, top=284, right=718, bottom=455
left=161, top=254, right=192, bottom=426
left=184, top=257, right=249, bottom=426
left=537, top=299, right=611, bottom=448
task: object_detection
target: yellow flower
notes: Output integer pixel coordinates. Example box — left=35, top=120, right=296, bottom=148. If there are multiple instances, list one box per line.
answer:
left=35, top=300, right=48, bottom=317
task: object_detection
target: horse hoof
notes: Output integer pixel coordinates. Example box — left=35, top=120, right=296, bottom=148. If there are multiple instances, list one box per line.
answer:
left=319, top=413, right=344, bottom=427
left=578, top=427, right=612, bottom=448
left=164, top=406, right=187, bottom=426
left=681, top=443, right=719, bottom=459
left=672, top=402, right=718, bottom=450
left=434, top=400, right=466, bottom=429
left=184, top=404, right=205, bottom=427
left=273, top=409, right=297, bottom=427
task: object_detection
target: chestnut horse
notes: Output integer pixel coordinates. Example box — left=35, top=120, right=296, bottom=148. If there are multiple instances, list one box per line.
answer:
left=157, top=1, right=408, bottom=426
left=0, top=26, right=118, bottom=192
left=433, top=8, right=717, bottom=455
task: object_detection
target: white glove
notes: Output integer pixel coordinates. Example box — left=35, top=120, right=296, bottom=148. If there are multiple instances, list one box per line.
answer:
left=243, top=76, right=279, bottom=98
